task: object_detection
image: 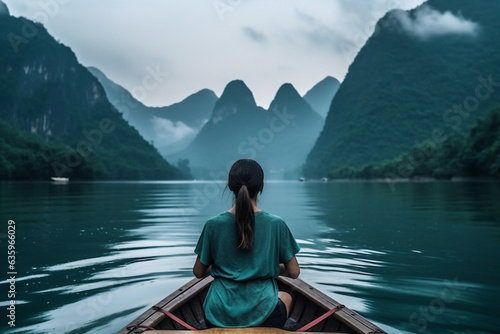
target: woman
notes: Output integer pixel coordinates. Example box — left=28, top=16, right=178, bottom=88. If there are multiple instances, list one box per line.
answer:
left=193, top=159, right=300, bottom=328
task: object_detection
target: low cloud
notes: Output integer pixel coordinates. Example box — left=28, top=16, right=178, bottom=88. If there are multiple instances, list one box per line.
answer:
left=294, top=9, right=343, bottom=50
left=242, top=27, right=267, bottom=43
left=152, top=116, right=196, bottom=144
left=391, top=5, right=480, bottom=39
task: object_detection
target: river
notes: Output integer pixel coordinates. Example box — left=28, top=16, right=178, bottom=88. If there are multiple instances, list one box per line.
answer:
left=0, top=180, right=499, bottom=334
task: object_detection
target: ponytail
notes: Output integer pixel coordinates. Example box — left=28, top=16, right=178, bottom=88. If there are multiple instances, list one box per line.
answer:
left=227, top=159, right=264, bottom=250
left=235, top=185, right=254, bottom=250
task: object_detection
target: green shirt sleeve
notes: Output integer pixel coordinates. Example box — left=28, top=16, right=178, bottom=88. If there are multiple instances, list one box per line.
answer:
left=279, top=219, right=300, bottom=264
left=194, top=224, right=213, bottom=266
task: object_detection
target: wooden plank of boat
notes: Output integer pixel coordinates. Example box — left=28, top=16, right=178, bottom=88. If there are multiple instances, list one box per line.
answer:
left=116, top=276, right=387, bottom=334
left=277, top=277, right=385, bottom=333
left=144, top=330, right=347, bottom=334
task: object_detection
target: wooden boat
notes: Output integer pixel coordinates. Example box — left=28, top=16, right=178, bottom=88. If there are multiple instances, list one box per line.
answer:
left=117, top=276, right=387, bottom=334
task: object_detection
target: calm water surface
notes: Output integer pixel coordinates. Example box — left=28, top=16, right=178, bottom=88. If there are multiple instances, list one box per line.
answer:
left=0, top=181, right=499, bottom=334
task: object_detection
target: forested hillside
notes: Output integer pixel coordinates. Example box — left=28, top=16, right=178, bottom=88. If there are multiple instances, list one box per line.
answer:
left=327, top=106, right=500, bottom=181
left=0, top=11, right=182, bottom=180
left=305, top=0, right=500, bottom=177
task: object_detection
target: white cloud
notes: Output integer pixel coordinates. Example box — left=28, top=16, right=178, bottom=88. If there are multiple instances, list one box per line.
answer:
left=391, top=5, right=480, bottom=39
left=152, top=117, right=196, bottom=144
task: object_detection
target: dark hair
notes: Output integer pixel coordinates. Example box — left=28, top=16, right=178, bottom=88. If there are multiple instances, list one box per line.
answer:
left=228, top=159, right=264, bottom=250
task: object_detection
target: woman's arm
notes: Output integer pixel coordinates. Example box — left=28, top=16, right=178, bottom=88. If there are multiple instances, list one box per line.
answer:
left=280, top=256, right=300, bottom=279
left=193, top=256, right=211, bottom=278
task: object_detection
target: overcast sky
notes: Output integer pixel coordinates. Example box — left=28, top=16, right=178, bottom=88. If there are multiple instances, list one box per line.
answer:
left=5, top=0, right=425, bottom=108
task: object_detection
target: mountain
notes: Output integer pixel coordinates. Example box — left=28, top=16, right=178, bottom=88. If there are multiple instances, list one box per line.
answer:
left=169, top=80, right=268, bottom=176
left=0, top=1, right=9, bottom=16
left=265, top=83, right=324, bottom=176
left=171, top=80, right=324, bottom=179
left=149, top=90, right=217, bottom=128
left=0, top=10, right=182, bottom=180
left=87, top=66, right=217, bottom=156
left=303, top=76, right=340, bottom=118
left=305, top=0, right=500, bottom=177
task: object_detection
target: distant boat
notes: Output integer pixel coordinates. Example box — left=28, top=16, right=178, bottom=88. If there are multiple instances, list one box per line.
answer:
left=321, top=177, right=328, bottom=182
left=298, top=177, right=306, bottom=182
left=50, top=177, right=69, bottom=183
left=116, top=276, right=388, bottom=333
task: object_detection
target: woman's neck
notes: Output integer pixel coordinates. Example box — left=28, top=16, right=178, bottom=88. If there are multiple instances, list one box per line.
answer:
left=228, top=199, right=260, bottom=214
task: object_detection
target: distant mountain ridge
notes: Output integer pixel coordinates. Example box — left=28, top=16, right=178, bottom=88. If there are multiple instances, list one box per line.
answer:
left=169, top=80, right=267, bottom=176
left=210, top=79, right=257, bottom=124
left=0, top=9, right=182, bottom=180
left=171, top=80, right=324, bottom=179
left=303, top=76, right=340, bottom=118
left=88, top=66, right=217, bottom=156
left=305, top=0, right=500, bottom=177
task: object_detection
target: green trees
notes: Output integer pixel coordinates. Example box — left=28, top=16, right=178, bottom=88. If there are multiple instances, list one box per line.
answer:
left=0, top=120, right=185, bottom=180
left=0, top=120, right=88, bottom=180
left=326, top=106, right=500, bottom=180
left=461, top=109, right=500, bottom=177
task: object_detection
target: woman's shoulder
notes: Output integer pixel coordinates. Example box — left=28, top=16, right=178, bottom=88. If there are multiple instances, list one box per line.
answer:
left=205, top=211, right=234, bottom=226
left=256, top=211, right=286, bottom=224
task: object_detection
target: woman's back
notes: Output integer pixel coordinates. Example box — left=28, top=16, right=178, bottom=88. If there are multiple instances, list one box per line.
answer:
left=197, top=211, right=297, bottom=280
left=195, top=210, right=299, bottom=327
left=193, top=159, right=300, bottom=328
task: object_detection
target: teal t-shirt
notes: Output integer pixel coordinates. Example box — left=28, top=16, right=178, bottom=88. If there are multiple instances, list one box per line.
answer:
left=194, top=211, right=300, bottom=327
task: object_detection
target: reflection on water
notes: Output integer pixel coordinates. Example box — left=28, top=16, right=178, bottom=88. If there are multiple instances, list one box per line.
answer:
left=0, top=181, right=499, bottom=334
